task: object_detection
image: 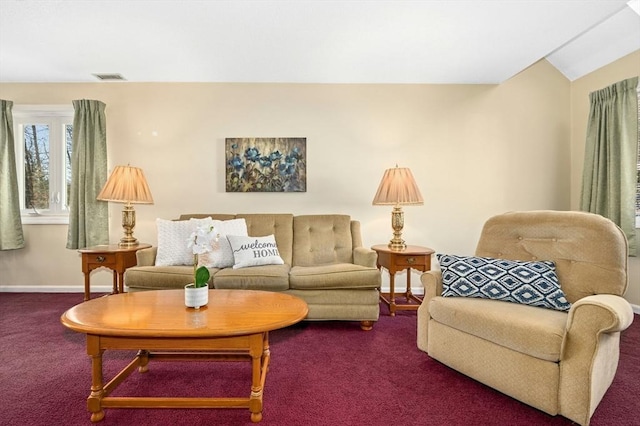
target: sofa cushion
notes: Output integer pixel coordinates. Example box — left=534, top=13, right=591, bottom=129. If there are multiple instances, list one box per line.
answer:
left=289, top=264, right=380, bottom=290
left=213, top=264, right=290, bottom=291
left=429, top=296, right=567, bottom=362
left=437, top=254, right=571, bottom=312
left=125, top=265, right=216, bottom=290
left=293, top=215, right=354, bottom=266
left=227, top=234, right=285, bottom=268
left=237, top=214, right=294, bottom=265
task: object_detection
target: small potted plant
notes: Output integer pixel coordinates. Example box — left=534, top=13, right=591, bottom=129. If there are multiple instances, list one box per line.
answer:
left=185, top=224, right=218, bottom=309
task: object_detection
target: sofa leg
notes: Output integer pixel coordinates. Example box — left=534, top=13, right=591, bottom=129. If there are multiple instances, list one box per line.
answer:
left=360, top=321, right=374, bottom=331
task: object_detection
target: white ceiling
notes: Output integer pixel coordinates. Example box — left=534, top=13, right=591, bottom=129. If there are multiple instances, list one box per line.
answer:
left=0, top=0, right=638, bottom=84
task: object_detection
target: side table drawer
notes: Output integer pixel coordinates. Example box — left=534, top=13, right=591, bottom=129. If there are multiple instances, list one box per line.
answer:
left=86, top=253, right=116, bottom=268
left=395, top=255, right=427, bottom=268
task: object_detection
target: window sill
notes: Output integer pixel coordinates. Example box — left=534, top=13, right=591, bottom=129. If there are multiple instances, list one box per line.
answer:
left=22, top=215, right=69, bottom=225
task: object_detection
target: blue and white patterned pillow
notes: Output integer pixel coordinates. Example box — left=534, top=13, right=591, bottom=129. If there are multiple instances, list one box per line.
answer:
left=437, top=254, right=571, bottom=312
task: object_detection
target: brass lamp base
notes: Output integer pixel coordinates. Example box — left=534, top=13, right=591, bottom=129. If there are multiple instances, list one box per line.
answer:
left=388, top=205, right=407, bottom=251
left=388, top=240, right=406, bottom=251
left=119, top=204, right=139, bottom=248
left=118, top=236, right=139, bottom=248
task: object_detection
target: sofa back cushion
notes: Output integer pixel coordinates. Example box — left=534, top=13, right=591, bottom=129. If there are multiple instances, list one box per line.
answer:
left=475, top=210, right=628, bottom=303
left=237, top=214, right=294, bottom=265
left=179, top=213, right=236, bottom=221
left=293, top=215, right=354, bottom=267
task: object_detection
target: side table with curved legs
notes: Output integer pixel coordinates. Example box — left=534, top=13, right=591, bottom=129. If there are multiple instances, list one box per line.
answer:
left=372, top=244, right=435, bottom=316
left=78, top=244, right=151, bottom=301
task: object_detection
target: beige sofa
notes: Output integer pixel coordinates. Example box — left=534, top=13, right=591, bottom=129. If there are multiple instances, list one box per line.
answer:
left=125, top=213, right=381, bottom=330
left=417, top=211, right=634, bottom=425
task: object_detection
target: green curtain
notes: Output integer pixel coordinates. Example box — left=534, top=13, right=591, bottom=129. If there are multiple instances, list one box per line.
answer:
left=0, top=100, right=25, bottom=250
left=580, top=77, right=639, bottom=256
left=66, top=100, right=109, bottom=249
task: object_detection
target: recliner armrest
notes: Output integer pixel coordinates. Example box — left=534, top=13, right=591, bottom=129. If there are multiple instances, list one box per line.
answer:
left=353, top=247, right=377, bottom=268
left=136, top=246, right=158, bottom=266
left=562, top=294, right=634, bottom=355
left=421, top=270, right=443, bottom=300
left=559, top=294, right=634, bottom=425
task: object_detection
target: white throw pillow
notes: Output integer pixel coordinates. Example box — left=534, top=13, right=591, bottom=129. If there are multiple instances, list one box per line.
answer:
left=227, top=234, right=285, bottom=269
left=155, top=218, right=196, bottom=266
left=198, top=219, right=248, bottom=268
left=189, top=217, right=214, bottom=227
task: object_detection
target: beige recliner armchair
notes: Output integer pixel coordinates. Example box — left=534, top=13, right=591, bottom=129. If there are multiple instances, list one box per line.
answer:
left=417, top=211, right=634, bottom=426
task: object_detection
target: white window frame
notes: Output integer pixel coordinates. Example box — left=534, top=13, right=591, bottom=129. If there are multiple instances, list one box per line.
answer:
left=13, top=105, right=74, bottom=225
left=636, top=87, right=640, bottom=229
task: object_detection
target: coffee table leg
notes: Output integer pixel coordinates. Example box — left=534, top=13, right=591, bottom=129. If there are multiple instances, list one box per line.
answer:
left=262, top=332, right=270, bottom=373
left=137, top=349, right=150, bottom=373
left=249, top=333, right=266, bottom=423
left=86, top=336, right=105, bottom=422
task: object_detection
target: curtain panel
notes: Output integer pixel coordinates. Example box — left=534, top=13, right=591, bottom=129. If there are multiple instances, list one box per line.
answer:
left=66, top=100, right=109, bottom=249
left=580, top=77, right=639, bottom=256
left=0, top=100, right=25, bottom=250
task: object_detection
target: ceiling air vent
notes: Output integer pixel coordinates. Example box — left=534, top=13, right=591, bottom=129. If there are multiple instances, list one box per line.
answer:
left=92, top=73, right=126, bottom=81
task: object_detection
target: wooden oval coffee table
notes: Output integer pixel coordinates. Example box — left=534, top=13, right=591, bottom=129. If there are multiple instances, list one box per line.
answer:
left=61, top=289, right=308, bottom=423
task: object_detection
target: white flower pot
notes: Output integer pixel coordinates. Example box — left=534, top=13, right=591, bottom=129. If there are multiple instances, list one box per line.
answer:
left=184, top=283, right=208, bottom=309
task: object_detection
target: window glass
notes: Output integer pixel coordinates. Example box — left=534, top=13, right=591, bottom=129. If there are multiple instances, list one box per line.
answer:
left=65, top=124, right=73, bottom=210
left=23, top=123, right=51, bottom=210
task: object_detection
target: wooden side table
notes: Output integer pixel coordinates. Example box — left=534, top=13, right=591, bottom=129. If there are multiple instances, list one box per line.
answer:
left=372, top=244, right=435, bottom=316
left=78, top=243, right=151, bottom=301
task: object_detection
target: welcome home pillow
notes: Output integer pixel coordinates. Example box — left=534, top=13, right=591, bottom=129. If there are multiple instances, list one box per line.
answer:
left=437, top=254, right=571, bottom=312
left=227, top=234, right=285, bottom=269
left=197, top=219, right=248, bottom=268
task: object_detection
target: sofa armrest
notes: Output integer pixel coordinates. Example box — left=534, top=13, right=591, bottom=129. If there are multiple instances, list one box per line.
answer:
left=559, top=294, right=634, bottom=425
left=353, top=247, right=377, bottom=268
left=417, top=270, right=443, bottom=352
left=136, top=246, right=158, bottom=266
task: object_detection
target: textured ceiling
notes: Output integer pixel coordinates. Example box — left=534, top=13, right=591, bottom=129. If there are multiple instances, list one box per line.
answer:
left=0, top=0, right=638, bottom=84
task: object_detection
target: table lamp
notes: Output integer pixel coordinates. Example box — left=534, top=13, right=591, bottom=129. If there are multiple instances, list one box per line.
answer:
left=372, top=165, right=424, bottom=250
left=97, top=165, right=154, bottom=247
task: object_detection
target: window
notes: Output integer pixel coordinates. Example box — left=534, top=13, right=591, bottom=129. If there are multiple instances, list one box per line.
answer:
left=636, top=88, right=640, bottom=228
left=13, top=105, right=73, bottom=224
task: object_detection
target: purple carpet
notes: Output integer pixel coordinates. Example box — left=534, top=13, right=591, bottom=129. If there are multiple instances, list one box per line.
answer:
left=1, top=292, right=638, bottom=425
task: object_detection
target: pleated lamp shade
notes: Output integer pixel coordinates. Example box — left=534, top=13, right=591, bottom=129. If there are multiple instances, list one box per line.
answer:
left=97, top=165, right=153, bottom=247
left=97, top=165, right=154, bottom=204
left=372, top=166, right=423, bottom=250
left=372, top=166, right=423, bottom=206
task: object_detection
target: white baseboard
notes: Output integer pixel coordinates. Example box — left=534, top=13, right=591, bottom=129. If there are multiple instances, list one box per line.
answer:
left=1, top=285, right=639, bottom=315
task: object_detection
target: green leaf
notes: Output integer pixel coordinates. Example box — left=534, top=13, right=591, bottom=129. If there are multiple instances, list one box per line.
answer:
left=194, top=266, right=210, bottom=288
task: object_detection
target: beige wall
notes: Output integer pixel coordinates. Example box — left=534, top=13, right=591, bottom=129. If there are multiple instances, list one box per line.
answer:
left=570, top=50, right=640, bottom=307
left=1, top=58, right=619, bottom=303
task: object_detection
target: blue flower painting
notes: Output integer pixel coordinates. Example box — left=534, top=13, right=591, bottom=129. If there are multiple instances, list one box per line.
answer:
left=225, top=138, right=307, bottom=192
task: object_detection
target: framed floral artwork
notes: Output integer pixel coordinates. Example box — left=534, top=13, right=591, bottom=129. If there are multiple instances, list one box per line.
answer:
left=225, top=137, right=307, bottom=192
